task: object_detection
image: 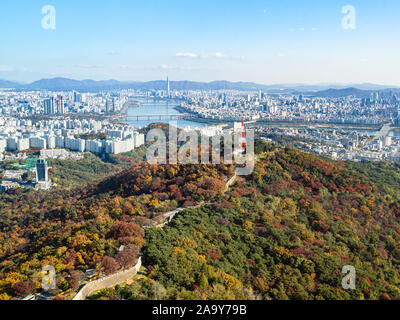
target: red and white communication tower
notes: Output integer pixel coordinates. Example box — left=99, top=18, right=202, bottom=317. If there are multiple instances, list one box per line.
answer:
left=241, top=121, right=247, bottom=149
left=233, top=120, right=247, bottom=154
left=237, top=120, right=247, bottom=154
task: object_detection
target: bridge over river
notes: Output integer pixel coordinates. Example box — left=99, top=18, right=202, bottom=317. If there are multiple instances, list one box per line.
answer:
left=374, top=124, right=392, bottom=141
left=110, top=113, right=197, bottom=121
left=355, top=123, right=392, bottom=151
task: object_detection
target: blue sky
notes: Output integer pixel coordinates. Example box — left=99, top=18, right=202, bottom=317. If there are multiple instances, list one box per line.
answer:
left=1, top=0, right=399, bottom=84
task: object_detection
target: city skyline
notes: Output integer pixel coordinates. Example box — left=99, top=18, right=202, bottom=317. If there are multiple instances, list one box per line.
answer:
left=1, top=0, right=400, bottom=85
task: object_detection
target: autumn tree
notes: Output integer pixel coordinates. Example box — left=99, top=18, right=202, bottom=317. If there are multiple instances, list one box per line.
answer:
left=101, top=256, right=120, bottom=275
left=68, top=270, right=85, bottom=290
left=109, top=221, right=144, bottom=240
left=12, top=281, right=35, bottom=297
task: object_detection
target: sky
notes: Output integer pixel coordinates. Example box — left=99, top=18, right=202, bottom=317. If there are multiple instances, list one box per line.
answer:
left=0, top=0, right=399, bottom=85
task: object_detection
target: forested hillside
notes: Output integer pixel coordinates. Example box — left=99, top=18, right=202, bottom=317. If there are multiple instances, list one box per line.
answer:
left=0, top=139, right=399, bottom=300
left=0, top=161, right=232, bottom=299
left=93, top=142, right=400, bottom=300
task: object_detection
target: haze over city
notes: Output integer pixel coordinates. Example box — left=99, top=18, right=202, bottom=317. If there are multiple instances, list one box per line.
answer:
left=1, top=0, right=400, bottom=85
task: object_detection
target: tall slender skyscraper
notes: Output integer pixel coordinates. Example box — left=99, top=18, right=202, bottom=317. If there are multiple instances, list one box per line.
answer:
left=43, top=99, right=51, bottom=115
left=43, top=97, right=56, bottom=115
left=167, top=77, right=170, bottom=97
left=50, top=97, right=55, bottom=114
left=59, top=96, right=64, bottom=114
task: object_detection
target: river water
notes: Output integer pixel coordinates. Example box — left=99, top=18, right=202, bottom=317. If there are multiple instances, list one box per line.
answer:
left=347, top=129, right=400, bottom=137
left=125, top=99, right=206, bottom=129
left=125, top=100, right=400, bottom=137
left=389, top=129, right=400, bottom=137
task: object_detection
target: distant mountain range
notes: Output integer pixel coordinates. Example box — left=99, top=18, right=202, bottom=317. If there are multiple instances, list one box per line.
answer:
left=0, top=79, right=22, bottom=88
left=1, top=77, right=400, bottom=97
left=307, top=88, right=373, bottom=98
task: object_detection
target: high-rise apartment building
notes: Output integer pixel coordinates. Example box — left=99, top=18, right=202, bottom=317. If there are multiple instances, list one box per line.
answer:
left=106, top=99, right=114, bottom=113
left=43, top=98, right=55, bottom=115
left=36, top=159, right=48, bottom=182
left=73, top=91, right=82, bottom=103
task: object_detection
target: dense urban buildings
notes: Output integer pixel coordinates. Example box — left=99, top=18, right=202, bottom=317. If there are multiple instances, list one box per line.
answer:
left=1, top=85, right=399, bottom=165
left=177, top=90, right=400, bottom=125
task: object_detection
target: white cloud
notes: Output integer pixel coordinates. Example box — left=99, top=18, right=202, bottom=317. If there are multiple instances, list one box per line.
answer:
left=175, top=52, right=199, bottom=58
left=175, top=52, right=243, bottom=60
left=158, top=64, right=183, bottom=70
left=0, top=65, right=14, bottom=72
left=206, top=52, right=227, bottom=58
left=156, top=64, right=198, bottom=72
left=289, top=28, right=307, bottom=33
left=74, top=64, right=102, bottom=69
left=277, top=53, right=287, bottom=57
left=21, top=68, right=33, bottom=73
